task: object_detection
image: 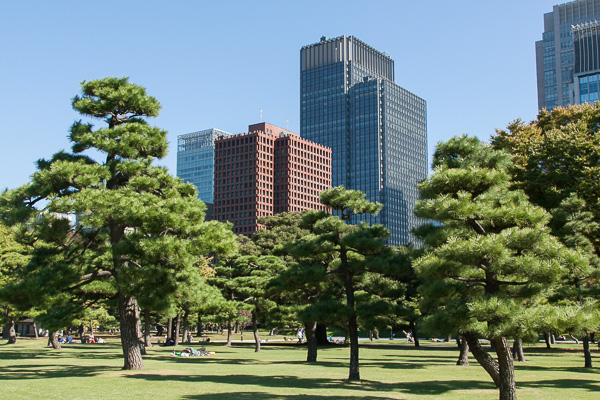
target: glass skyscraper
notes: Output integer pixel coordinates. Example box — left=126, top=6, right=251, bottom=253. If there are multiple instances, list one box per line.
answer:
left=536, top=0, right=600, bottom=110
left=300, top=36, right=427, bottom=246
left=177, top=128, right=233, bottom=215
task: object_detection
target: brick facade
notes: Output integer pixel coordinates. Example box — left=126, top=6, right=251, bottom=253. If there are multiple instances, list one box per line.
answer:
left=213, top=122, right=331, bottom=236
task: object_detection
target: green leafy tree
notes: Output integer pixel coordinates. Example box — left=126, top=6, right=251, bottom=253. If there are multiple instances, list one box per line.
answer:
left=414, top=136, right=586, bottom=400
left=284, top=186, right=392, bottom=381
left=492, top=103, right=600, bottom=256
left=0, top=77, right=235, bottom=369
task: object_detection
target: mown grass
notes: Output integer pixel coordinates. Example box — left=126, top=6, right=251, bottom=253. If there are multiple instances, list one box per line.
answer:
left=1, top=338, right=599, bottom=399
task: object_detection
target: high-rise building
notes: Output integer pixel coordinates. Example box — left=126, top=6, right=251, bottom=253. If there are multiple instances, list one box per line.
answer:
left=536, top=0, right=600, bottom=110
left=177, top=128, right=233, bottom=219
left=300, top=36, right=427, bottom=246
left=213, top=122, right=331, bottom=236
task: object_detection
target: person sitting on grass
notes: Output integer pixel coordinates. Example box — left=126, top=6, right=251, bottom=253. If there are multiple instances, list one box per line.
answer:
left=65, top=335, right=73, bottom=343
left=57, top=335, right=64, bottom=343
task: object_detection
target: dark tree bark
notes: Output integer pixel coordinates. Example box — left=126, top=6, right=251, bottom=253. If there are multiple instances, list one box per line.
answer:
left=583, top=333, right=593, bottom=368
left=315, top=323, right=328, bottom=346
left=137, top=311, right=147, bottom=356
left=48, top=331, right=61, bottom=349
left=369, top=330, right=374, bottom=341
left=252, top=310, right=260, bottom=353
left=119, top=294, right=144, bottom=370
left=493, top=337, right=517, bottom=400
left=226, top=319, right=233, bottom=347
left=409, top=320, right=420, bottom=347
left=512, top=338, right=525, bottom=362
left=457, top=337, right=469, bottom=366
left=143, top=308, right=152, bottom=347
left=389, top=327, right=394, bottom=340
left=166, top=317, right=173, bottom=342
left=157, top=324, right=164, bottom=337
left=305, top=321, right=318, bottom=362
left=463, top=332, right=500, bottom=387
left=3, top=310, right=17, bottom=344
left=174, top=312, right=182, bottom=346
left=544, top=332, right=551, bottom=349
left=234, top=321, right=239, bottom=334
left=340, top=248, right=359, bottom=381
left=78, top=323, right=84, bottom=343
left=197, top=314, right=202, bottom=335
left=181, top=309, right=190, bottom=343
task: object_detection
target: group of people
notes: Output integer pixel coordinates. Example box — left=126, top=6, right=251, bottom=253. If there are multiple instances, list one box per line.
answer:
left=56, top=334, right=105, bottom=344
left=57, top=334, right=73, bottom=344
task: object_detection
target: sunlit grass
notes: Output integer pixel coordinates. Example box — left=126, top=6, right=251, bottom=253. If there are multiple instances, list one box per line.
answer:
left=1, top=338, right=599, bottom=399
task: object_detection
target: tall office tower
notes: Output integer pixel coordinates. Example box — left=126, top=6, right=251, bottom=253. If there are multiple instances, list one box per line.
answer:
left=213, top=122, right=331, bottom=236
left=300, top=36, right=427, bottom=246
left=536, top=0, right=600, bottom=110
left=177, top=128, right=233, bottom=219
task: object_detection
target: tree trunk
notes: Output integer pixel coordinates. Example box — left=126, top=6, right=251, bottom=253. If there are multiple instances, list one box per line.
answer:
left=583, top=333, right=593, bottom=368
left=3, top=311, right=17, bottom=344
left=369, top=330, right=374, bottom=341
left=389, top=327, right=394, bottom=340
left=493, top=337, right=517, bottom=400
left=550, top=333, right=555, bottom=344
left=305, top=321, right=318, bottom=362
left=197, top=314, right=202, bottom=335
left=340, top=249, right=359, bottom=381
left=252, top=310, right=260, bottom=353
left=316, top=323, right=328, bottom=346
left=78, top=323, right=84, bottom=343
left=457, top=337, right=469, bottom=366
left=157, top=324, right=164, bottom=337
left=181, top=309, right=190, bottom=344
left=544, top=332, right=551, bottom=349
left=137, top=310, right=146, bottom=356
left=174, top=312, right=182, bottom=346
left=269, top=328, right=276, bottom=336
left=166, top=317, right=173, bottom=342
left=409, top=320, right=420, bottom=347
left=463, top=332, right=500, bottom=387
left=234, top=321, right=239, bottom=334
left=119, top=294, right=144, bottom=370
left=226, top=319, right=233, bottom=347
left=48, top=331, right=61, bottom=349
left=512, top=338, right=525, bottom=362
left=375, top=330, right=380, bottom=340
left=143, top=308, right=152, bottom=347
left=89, top=319, right=94, bottom=335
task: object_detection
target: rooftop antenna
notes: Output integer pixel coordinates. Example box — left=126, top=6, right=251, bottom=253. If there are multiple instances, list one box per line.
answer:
left=260, top=108, right=263, bottom=122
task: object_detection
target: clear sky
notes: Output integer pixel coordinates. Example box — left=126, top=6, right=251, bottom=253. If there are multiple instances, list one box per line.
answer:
left=0, top=0, right=561, bottom=191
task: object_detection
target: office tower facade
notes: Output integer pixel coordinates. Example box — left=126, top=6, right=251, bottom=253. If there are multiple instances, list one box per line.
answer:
left=536, top=0, right=600, bottom=110
left=300, top=36, right=427, bottom=246
left=177, top=128, right=233, bottom=219
left=213, top=122, right=331, bottom=236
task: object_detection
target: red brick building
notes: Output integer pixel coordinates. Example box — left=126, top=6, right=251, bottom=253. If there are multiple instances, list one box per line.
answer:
left=213, top=122, right=332, bottom=236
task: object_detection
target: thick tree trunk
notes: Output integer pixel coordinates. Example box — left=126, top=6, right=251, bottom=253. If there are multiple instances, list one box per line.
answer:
left=463, top=332, right=500, bottom=387
left=493, top=337, right=517, bottom=400
left=550, top=333, right=555, bottom=344
left=457, top=337, right=469, bottom=366
left=174, top=312, right=181, bottom=346
left=119, top=294, right=144, bottom=370
left=33, top=321, right=39, bottom=339
left=226, top=319, right=233, bottom=347
left=48, top=331, right=61, bottom=349
left=181, top=309, right=190, bottom=343
left=143, top=308, right=152, bottom=347
left=157, top=324, right=164, bottom=337
left=305, top=321, right=318, bottom=362
left=409, top=320, right=420, bottom=347
left=166, top=317, right=173, bottom=341
left=234, top=321, right=239, bottom=334
left=583, top=333, right=593, bottom=368
left=78, top=323, right=84, bottom=343
left=252, top=311, right=260, bottom=353
left=543, top=332, right=551, bottom=349
left=316, top=323, right=328, bottom=346
left=512, top=338, right=525, bottom=362
left=3, top=312, right=17, bottom=344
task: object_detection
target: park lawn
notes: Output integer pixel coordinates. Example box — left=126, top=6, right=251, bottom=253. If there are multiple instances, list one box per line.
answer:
left=1, top=339, right=599, bottom=400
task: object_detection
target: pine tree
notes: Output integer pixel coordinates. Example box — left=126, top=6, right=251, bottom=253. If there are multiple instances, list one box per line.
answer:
left=414, top=136, right=586, bottom=400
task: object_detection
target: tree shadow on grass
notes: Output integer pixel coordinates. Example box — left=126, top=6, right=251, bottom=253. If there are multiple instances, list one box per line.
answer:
left=518, top=378, right=600, bottom=392
left=0, top=364, right=114, bottom=380
left=182, top=392, right=404, bottom=400
left=126, top=372, right=493, bottom=396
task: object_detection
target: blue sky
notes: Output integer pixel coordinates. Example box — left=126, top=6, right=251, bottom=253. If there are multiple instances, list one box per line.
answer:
left=1, top=0, right=560, bottom=191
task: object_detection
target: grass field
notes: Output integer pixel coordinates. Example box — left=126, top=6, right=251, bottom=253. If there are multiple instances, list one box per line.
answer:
left=1, top=337, right=599, bottom=399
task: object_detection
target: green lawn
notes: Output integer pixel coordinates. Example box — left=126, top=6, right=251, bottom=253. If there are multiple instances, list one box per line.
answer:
left=1, top=339, right=599, bottom=399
